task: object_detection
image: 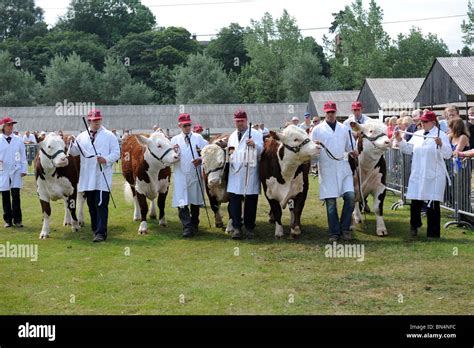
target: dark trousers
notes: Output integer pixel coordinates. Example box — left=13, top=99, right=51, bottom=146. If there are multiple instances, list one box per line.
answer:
left=229, top=193, right=258, bottom=230
left=2, top=188, right=22, bottom=224
left=410, top=200, right=440, bottom=238
left=178, top=205, right=200, bottom=231
left=85, top=190, right=110, bottom=239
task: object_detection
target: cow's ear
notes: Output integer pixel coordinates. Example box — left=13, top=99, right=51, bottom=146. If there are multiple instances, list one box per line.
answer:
left=350, top=121, right=362, bottom=132
left=34, top=133, right=43, bottom=144
left=269, top=130, right=284, bottom=141
left=135, top=135, right=150, bottom=147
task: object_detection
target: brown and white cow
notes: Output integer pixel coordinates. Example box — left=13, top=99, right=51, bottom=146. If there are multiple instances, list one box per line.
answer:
left=201, top=134, right=232, bottom=231
left=122, top=132, right=179, bottom=234
left=349, top=119, right=391, bottom=236
left=260, top=125, right=319, bottom=239
left=35, top=133, right=85, bottom=239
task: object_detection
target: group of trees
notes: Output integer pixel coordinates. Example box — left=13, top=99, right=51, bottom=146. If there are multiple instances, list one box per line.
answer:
left=0, top=0, right=472, bottom=106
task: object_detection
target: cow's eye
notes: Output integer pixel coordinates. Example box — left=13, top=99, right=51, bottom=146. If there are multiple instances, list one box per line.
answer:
left=157, top=145, right=162, bottom=148
left=294, top=139, right=299, bottom=142
left=369, top=130, right=373, bottom=133
left=48, top=146, right=51, bottom=149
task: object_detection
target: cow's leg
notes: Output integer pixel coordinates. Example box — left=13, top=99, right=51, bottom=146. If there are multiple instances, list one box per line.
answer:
left=157, top=191, right=168, bottom=227
left=137, top=193, right=149, bottom=234
left=225, top=203, right=233, bottom=234
left=209, top=195, right=223, bottom=228
left=39, top=200, right=51, bottom=240
left=77, top=192, right=85, bottom=227
left=289, top=196, right=305, bottom=239
left=149, top=199, right=157, bottom=220
left=131, top=186, right=141, bottom=222
left=268, top=199, right=284, bottom=239
left=374, top=186, right=387, bottom=236
left=63, top=199, right=72, bottom=226
left=67, top=194, right=80, bottom=233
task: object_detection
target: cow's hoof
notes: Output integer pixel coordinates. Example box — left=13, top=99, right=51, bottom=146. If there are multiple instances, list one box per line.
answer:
left=133, top=218, right=140, bottom=222
left=159, top=218, right=167, bottom=227
left=78, top=220, right=85, bottom=227
left=275, top=235, right=283, bottom=240
left=39, top=233, right=49, bottom=240
left=138, top=221, right=148, bottom=234
left=274, top=224, right=284, bottom=240
left=290, top=226, right=301, bottom=239
left=290, top=233, right=300, bottom=240
left=71, top=226, right=80, bottom=233
left=225, top=220, right=234, bottom=234
left=216, top=222, right=224, bottom=228
left=63, top=222, right=71, bottom=226
left=376, top=229, right=388, bottom=236
left=350, top=225, right=356, bottom=232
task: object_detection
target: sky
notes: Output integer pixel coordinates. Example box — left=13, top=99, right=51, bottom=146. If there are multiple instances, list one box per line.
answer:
left=36, top=0, right=469, bottom=52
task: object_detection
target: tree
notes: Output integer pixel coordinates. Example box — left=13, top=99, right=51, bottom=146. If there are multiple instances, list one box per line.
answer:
left=100, top=56, right=132, bottom=104
left=57, top=0, right=156, bottom=47
left=116, top=82, right=154, bottom=105
left=206, top=23, right=250, bottom=73
left=0, top=50, right=40, bottom=106
left=151, top=66, right=176, bottom=104
left=0, top=0, right=47, bottom=41
left=386, top=28, right=450, bottom=78
left=461, top=0, right=474, bottom=48
left=42, top=53, right=101, bottom=104
left=324, top=0, right=391, bottom=89
left=174, top=53, right=237, bottom=104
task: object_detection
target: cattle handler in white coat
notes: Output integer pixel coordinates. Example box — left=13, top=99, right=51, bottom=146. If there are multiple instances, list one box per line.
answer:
left=0, top=117, right=27, bottom=228
left=227, top=110, right=264, bottom=240
left=394, top=111, right=452, bottom=239
left=311, top=102, right=357, bottom=242
left=69, top=110, right=120, bottom=242
left=171, top=113, right=208, bottom=238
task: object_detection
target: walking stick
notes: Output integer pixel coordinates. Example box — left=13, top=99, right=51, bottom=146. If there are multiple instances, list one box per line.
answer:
left=186, top=134, right=212, bottom=230
left=81, top=117, right=116, bottom=208
left=243, top=123, right=252, bottom=199
left=349, top=130, right=366, bottom=226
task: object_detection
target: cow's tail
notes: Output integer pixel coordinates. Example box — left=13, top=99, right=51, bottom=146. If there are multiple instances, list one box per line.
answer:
left=124, top=182, right=135, bottom=205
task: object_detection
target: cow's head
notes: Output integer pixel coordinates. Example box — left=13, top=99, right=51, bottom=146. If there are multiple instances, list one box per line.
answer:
left=201, top=144, right=227, bottom=188
left=350, top=120, right=391, bottom=154
left=39, top=133, right=68, bottom=167
left=136, top=132, right=179, bottom=166
left=270, top=125, right=318, bottom=162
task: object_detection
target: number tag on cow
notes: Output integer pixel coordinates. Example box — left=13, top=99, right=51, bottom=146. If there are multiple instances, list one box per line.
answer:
left=15, top=152, right=21, bottom=162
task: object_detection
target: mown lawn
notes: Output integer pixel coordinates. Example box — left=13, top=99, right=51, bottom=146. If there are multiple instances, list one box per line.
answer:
left=0, top=175, right=473, bottom=315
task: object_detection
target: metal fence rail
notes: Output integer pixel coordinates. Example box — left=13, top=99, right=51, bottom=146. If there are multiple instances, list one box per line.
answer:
left=385, top=148, right=473, bottom=229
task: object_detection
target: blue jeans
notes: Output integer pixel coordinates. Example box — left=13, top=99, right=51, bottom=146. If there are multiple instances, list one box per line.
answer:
left=325, top=191, right=355, bottom=237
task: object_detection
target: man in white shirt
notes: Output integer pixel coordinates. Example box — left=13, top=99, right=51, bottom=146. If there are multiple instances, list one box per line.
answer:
left=171, top=114, right=208, bottom=238
left=69, top=110, right=120, bottom=242
left=0, top=117, right=27, bottom=228
left=343, top=101, right=369, bottom=128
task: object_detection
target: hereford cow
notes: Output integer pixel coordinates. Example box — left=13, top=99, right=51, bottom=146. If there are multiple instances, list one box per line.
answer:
left=260, top=125, right=319, bottom=239
left=35, top=133, right=85, bottom=239
left=201, top=134, right=233, bottom=232
left=122, top=132, right=179, bottom=234
left=349, top=119, right=391, bottom=236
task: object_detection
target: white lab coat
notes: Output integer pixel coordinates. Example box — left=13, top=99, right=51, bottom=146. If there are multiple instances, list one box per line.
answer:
left=311, top=121, right=354, bottom=200
left=69, top=126, right=120, bottom=192
left=0, top=134, right=27, bottom=191
left=398, top=127, right=452, bottom=202
left=227, top=127, right=263, bottom=195
left=171, top=132, right=208, bottom=208
left=343, top=113, right=369, bottom=128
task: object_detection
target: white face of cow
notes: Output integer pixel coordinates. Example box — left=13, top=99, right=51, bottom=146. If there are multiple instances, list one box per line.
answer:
left=274, top=125, right=319, bottom=161
left=351, top=120, right=391, bottom=153
left=201, top=144, right=226, bottom=187
left=40, top=133, right=68, bottom=168
left=136, top=133, right=179, bottom=166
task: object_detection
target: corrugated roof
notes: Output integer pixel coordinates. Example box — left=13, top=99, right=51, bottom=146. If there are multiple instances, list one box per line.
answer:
left=437, top=57, right=474, bottom=96
left=361, top=78, right=424, bottom=109
left=309, top=90, right=360, bottom=116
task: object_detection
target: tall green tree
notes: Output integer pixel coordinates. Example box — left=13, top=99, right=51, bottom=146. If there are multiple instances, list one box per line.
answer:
left=206, top=23, right=250, bottom=73
left=386, top=28, right=450, bottom=78
left=0, top=50, right=40, bottom=106
left=42, top=53, right=101, bottom=104
left=461, top=0, right=474, bottom=49
left=0, top=0, right=47, bottom=41
left=324, top=0, right=391, bottom=89
left=174, top=53, right=237, bottom=104
left=100, top=56, right=132, bottom=104
left=57, top=0, right=156, bottom=47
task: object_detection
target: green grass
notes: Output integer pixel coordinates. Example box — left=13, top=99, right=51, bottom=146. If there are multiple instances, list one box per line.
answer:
left=0, top=175, right=473, bottom=315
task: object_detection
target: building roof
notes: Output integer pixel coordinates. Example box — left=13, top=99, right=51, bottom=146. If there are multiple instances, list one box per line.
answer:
left=436, top=57, right=474, bottom=96
left=307, top=90, right=360, bottom=117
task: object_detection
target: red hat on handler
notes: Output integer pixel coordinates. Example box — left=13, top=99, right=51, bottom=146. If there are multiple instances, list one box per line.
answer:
left=1, top=116, right=18, bottom=125
left=193, top=123, right=203, bottom=132
left=323, top=101, right=337, bottom=113
left=234, top=110, right=248, bottom=120
left=87, top=110, right=102, bottom=121
left=420, top=111, right=437, bottom=122
left=352, top=101, right=362, bottom=110
left=178, top=113, right=192, bottom=125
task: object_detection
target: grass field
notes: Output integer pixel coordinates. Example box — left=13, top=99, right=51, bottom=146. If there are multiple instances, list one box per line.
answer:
left=0, top=175, right=473, bottom=315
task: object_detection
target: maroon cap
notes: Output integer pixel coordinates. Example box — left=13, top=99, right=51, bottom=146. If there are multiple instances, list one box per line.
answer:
left=193, top=123, right=203, bottom=132
left=352, top=101, right=362, bottom=110
left=1, top=117, right=17, bottom=125
left=87, top=110, right=102, bottom=121
left=420, top=111, right=437, bottom=122
left=234, top=110, right=247, bottom=120
left=178, top=113, right=192, bottom=125
left=323, top=101, right=337, bottom=113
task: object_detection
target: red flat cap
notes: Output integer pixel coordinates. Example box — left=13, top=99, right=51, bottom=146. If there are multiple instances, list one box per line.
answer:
left=323, top=102, right=337, bottom=112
